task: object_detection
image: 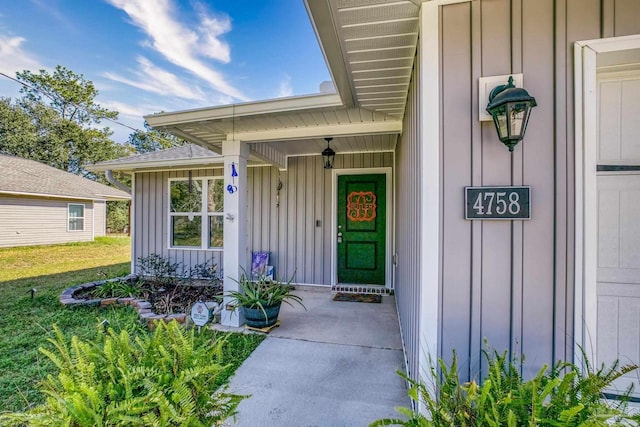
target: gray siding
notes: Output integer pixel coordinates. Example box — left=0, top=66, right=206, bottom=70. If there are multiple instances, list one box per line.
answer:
left=394, top=48, right=422, bottom=382
left=0, top=195, right=94, bottom=247
left=132, top=153, right=393, bottom=283
left=261, top=153, right=393, bottom=284
left=437, top=0, right=640, bottom=380
left=132, top=169, right=224, bottom=275
left=94, top=200, right=106, bottom=237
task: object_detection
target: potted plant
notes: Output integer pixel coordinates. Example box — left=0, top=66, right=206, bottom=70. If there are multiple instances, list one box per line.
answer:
left=226, top=271, right=305, bottom=328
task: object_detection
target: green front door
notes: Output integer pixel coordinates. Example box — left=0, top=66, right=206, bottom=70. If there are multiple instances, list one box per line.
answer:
left=337, top=174, right=386, bottom=285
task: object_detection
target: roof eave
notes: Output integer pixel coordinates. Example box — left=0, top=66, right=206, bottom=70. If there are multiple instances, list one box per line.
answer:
left=87, top=157, right=224, bottom=173
left=144, top=93, right=343, bottom=128
left=0, top=190, right=130, bottom=201
left=303, top=0, right=356, bottom=108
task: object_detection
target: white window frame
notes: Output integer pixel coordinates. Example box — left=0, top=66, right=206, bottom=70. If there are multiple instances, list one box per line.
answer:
left=67, top=203, right=85, bottom=232
left=168, top=176, right=224, bottom=251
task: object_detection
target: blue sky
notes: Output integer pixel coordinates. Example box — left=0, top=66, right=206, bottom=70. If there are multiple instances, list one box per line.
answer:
left=0, top=0, right=331, bottom=142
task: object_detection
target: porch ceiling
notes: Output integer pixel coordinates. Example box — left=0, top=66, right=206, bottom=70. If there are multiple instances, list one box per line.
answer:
left=144, top=0, right=422, bottom=167
left=146, top=95, right=401, bottom=164
left=307, top=0, right=421, bottom=118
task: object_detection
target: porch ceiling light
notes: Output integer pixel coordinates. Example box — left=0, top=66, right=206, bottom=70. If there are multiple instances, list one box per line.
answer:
left=486, top=76, right=537, bottom=152
left=322, top=137, right=335, bottom=169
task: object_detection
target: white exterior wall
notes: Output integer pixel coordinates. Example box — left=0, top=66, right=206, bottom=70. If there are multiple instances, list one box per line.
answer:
left=0, top=195, right=94, bottom=247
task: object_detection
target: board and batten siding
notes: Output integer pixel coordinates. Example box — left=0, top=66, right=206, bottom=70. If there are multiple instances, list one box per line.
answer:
left=437, top=0, right=640, bottom=381
left=269, top=153, right=393, bottom=284
left=394, top=45, right=422, bottom=383
left=132, top=169, right=224, bottom=274
left=132, top=153, right=393, bottom=283
left=0, top=195, right=94, bottom=247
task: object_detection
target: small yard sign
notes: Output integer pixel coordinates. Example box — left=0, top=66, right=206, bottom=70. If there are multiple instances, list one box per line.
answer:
left=465, top=186, right=531, bottom=220
left=190, top=302, right=211, bottom=327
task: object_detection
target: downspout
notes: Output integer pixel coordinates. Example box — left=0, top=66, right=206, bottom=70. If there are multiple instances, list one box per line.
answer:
left=105, top=170, right=131, bottom=194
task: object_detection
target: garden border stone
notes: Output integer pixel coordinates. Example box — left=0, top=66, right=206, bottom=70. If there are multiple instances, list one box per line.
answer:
left=59, top=275, right=189, bottom=329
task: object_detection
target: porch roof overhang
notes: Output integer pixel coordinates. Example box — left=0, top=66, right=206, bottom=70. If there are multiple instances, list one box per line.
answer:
left=144, top=0, right=424, bottom=169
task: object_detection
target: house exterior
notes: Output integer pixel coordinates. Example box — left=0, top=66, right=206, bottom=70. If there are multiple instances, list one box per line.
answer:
left=95, top=0, right=640, bottom=396
left=0, top=154, right=131, bottom=248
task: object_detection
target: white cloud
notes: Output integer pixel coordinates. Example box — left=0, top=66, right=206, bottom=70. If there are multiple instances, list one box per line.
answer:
left=0, top=34, right=41, bottom=76
left=101, top=99, right=147, bottom=119
left=103, top=56, right=206, bottom=100
left=105, top=0, right=248, bottom=102
left=277, top=74, right=293, bottom=98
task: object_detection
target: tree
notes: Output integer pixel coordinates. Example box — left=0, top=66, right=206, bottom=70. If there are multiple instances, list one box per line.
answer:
left=0, top=66, right=134, bottom=233
left=128, top=120, right=185, bottom=154
left=0, top=66, right=131, bottom=177
left=16, top=65, right=117, bottom=125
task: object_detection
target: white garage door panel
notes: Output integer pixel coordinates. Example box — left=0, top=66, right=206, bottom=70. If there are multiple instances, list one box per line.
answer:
left=598, top=77, right=640, bottom=163
left=597, top=291, right=640, bottom=395
left=598, top=175, right=640, bottom=278
left=597, top=174, right=640, bottom=396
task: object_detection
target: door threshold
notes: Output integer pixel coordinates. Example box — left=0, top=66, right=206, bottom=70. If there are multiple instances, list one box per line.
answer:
left=332, top=284, right=393, bottom=295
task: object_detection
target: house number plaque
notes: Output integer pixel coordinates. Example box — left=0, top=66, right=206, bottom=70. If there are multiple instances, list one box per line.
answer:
left=465, top=186, right=531, bottom=220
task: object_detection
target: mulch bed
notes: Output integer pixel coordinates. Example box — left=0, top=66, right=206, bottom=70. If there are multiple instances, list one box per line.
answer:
left=74, top=277, right=223, bottom=315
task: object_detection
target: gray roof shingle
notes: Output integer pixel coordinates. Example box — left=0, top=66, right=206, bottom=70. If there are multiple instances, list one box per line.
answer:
left=0, top=154, right=131, bottom=200
left=91, top=144, right=219, bottom=168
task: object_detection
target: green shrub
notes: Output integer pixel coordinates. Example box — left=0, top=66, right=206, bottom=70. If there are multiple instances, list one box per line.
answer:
left=371, top=349, right=640, bottom=427
left=106, top=200, right=129, bottom=234
left=0, top=321, right=244, bottom=426
left=92, top=277, right=144, bottom=299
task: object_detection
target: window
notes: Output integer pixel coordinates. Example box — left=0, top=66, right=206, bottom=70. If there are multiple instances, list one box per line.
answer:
left=169, top=178, right=224, bottom=249
left=68, top=204, right=85, bottom=231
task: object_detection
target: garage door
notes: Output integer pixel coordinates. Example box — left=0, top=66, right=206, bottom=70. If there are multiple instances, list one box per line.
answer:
left=596, top=70, right=640, bottom=397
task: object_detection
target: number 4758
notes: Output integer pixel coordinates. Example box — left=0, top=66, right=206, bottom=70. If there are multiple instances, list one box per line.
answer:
left=472, top=191, right=521, bottom=215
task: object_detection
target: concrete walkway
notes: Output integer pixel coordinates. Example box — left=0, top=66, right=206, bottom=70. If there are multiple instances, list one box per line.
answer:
left=224, top=287, right=410, bottom=427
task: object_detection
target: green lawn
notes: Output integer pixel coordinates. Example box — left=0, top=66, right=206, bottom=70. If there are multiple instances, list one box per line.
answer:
left=0, top=237, right=263, bottom=412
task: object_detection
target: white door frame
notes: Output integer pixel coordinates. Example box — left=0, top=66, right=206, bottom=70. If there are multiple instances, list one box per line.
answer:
left=331, top=167, right=394, bottom=289
left=574, top=34, right=640, bottom=365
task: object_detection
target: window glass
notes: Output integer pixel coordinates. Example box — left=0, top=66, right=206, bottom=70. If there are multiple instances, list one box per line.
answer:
left=68, top=204, right=84, bottom=231
left=209, top=216, right=224, bottom=248
left=208, top=179, right=224, bottom=212
left=170, top=180, right=202, bottom=213
left=169, top=178, right=223, bottom=249
left=171, top=216, right=202, bottom=247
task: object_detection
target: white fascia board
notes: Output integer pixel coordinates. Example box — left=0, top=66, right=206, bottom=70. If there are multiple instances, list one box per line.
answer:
left=86, top=157, right=224, bottom=173
left=231, top=120, right=402, bottom=143
left=0, top=190, right=102, bottom=201
left=304, top=0, right=356, bottom=108
left=144, top=93, right=343, bottom=127
left=91, top=194, right=132, bottom=201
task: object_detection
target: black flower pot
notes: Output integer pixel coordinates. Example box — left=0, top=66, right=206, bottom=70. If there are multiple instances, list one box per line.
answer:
left=241, top=304, right=281, bottom=328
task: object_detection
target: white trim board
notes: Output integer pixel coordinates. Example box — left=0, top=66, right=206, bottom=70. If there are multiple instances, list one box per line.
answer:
left=330, top=167, right=394, bottom=290
left=419, top=1, right=441, bottom=389
left=574, top=34, right=640, bottom=369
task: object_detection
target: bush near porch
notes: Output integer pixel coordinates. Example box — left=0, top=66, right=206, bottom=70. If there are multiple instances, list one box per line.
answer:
left=372, top=349, right=640, bottom=427
left=0, top=237, right=263, bottom=416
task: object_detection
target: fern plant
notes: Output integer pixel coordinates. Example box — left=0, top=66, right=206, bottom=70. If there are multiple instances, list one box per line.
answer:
left=0, top=321, right=244, bottom=426
left=371, top=348, right=640, bottom=427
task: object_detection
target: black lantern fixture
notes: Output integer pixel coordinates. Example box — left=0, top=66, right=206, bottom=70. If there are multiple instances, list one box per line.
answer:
left=486, top=76, right=537, bottom=152
left=322, top=137, right=335, bottom=169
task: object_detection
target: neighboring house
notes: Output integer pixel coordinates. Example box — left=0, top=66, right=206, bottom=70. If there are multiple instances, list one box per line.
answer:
left=0, top=154, right=131, bottom=248
left=93, top=0, right=640, bottom=398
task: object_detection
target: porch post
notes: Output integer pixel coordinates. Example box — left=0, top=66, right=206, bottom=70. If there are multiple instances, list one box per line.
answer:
left=221, top=140, right=248, bottom=327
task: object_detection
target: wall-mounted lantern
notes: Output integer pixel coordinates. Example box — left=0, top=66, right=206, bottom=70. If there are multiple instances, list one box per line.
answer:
left=486, top=76, right=537, bottom=152
left=322, top=137, right=335, bottom=169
